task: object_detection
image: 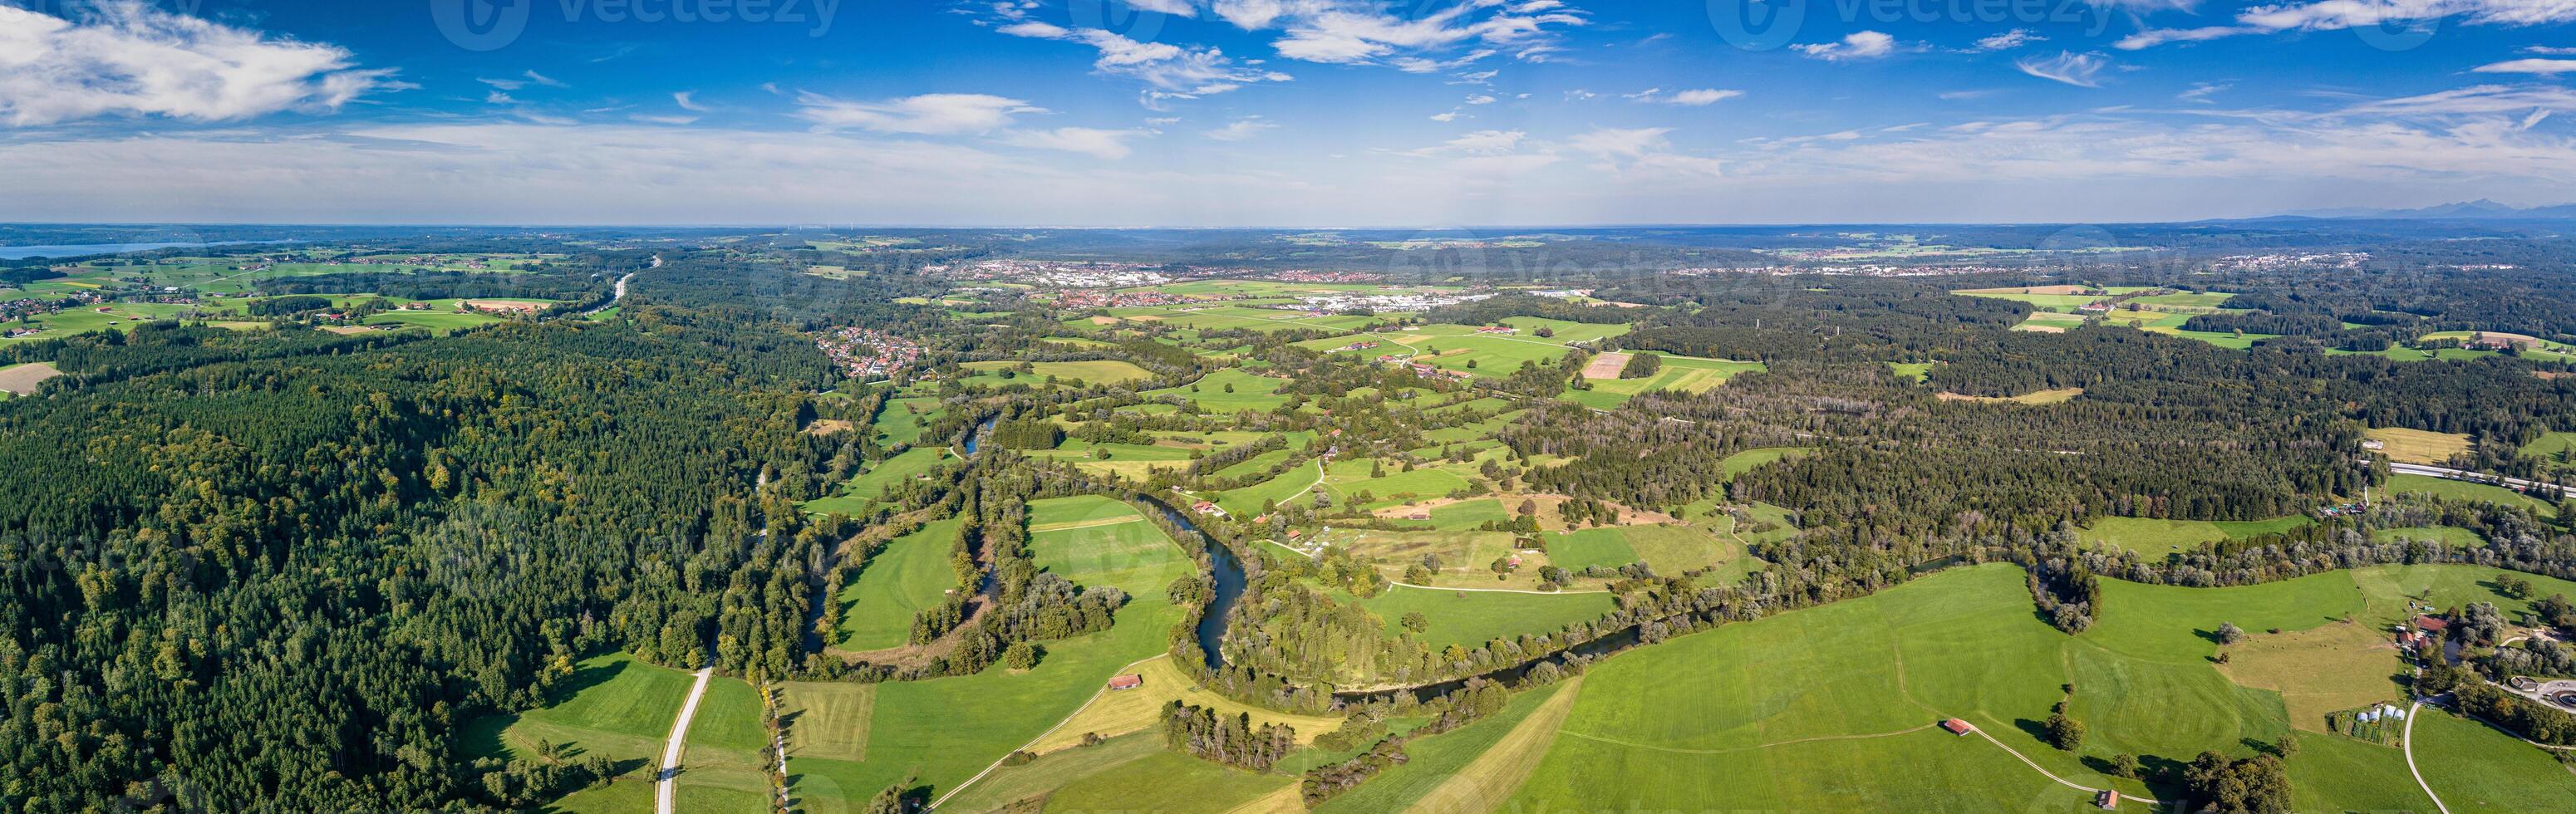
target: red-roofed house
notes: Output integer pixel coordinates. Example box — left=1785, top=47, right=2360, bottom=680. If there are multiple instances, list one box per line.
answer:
left=1108, top=674, right=1143, bottom=691
left=1939, top=718, right=1974, bottom=736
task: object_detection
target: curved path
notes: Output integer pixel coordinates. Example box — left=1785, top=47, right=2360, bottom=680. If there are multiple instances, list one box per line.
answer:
left=654, top=663, right=715, bottom=814
left=1558, top=723, right=1932, bottom=756
left=1964, top=725, right=2171, bottom=807
left=2403, top=700, right=2452, bottom=814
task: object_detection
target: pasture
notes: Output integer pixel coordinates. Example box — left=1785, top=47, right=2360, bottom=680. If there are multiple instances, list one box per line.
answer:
left=1352, top=584, right=1616, bottom=651
left=2077, top=515, right=2316, bottom=556
left=1145, top=368, right=1290, bottom=413
left=2386, top=474, right=2559, bottom=517
left=1561, top=354, right=1764, bottom=409
left=833, top=517, right=968, bottom=652
left=2521, top=430, right=2576, bottom=472
left=1315, top=679, right=1577, bottom=814
left=674, top=678, right=774, bottom=814
left=960, top=360, right=1154, bottom=387
left=460, top=652, right=689, bottom=810
left=787, top=497, right=1192, bottom=808
left=804, top=447, right=955, bottom=516
left=1937, top=387, right=2084, bottom=405
left=2411, top=708, right=2576, bottom=812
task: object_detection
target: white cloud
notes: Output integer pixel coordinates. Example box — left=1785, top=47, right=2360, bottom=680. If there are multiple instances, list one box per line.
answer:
left=2121, top=0, right=2576, bottom=50
left=1630, top=88, right=1743, bottom=105
left=674, top=91, right=711, bottom=112
left=484, top=91, right=517, bottom=105
left=2179, top=81, right=2231, bottom=102
left=2475, top=57, right=2576, bottom=74
left=1970, top=29, right=2043, bottom=51
left=794, top=92, right=1045, bottom=135
left=2016, top=51, right=2111, bottom=88
left=632, top=114, right=699, bottom=125
left=998, top=126, right=1148, bottom=159
left=524, top=70, right=567, bottom=88
left=1408, top=129, right=1528, bottom=156
left=1214, top=0, right=1586, bottom=69
left=0, top=1, right=397, bottom=126
left=1430, top=110, right=1463, bottom=121
left=999, top=22, right=1290, bottom=98
left=2528, top=46, right=2576, bottom=55
left=1203, top=118, right=1278, bottom=141
left=1795, top=31, right=1897, bottom=61
left=1465, top=94, right=1497, bottom=105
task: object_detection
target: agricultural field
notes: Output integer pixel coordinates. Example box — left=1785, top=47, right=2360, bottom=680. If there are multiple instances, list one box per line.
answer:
left=1954, top=285, right=2157, bottom=311
left=2368, top=427, right=2475, bottom=465
left=1937, top=387, right=2085, bottom=405
left=804, top=446, right=956, bottom=516
left=0, top=362, right=61, bottom=395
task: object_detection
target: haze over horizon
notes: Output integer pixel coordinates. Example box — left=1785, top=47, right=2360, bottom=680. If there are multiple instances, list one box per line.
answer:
left=7, top=0, right=2576, bottom=225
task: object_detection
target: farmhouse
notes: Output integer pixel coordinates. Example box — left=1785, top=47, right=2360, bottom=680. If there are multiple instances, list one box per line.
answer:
left=1939, top=718, right=1975, bottom=736
left=2077, top=302, right=2111, bottom=315
left=1475, top=326, right=1519, bottom=335
left=2096, top=789, right=2118, bottom=810
left=2415, top=615, right=2451, bottom=634
left=1107, top=674, right=1143, bottom=691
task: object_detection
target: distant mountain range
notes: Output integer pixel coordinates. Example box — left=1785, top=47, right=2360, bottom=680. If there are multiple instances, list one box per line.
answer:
left=2278, top=199, right=2576, bottom=220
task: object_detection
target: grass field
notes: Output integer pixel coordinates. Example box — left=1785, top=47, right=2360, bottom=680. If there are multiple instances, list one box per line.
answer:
left=2130, top=292, right=2239, bottom=308
left=787, top=497, right=1192, bottom=809
left=2372, top=525, right=2486, bottom=547
left=804, top=447, right=955, bottom=516
left=1036, top=745, right=1291, bottom=812
left=2077, top=515, right=2315, bottom=556
left=1560, top=355, right=1765, bottom=409
left=674, top=678, right=773, bottom=814
left=1889, top=361, right=1934, bottom=382
left=1954, top=285, right=2155, bottom=311
left=1030, top=655, right=1345, bottom=753
left=873, top=397, right=945, bottom=446
left=460, top=652, right=690, bottom=812
left=1314, top=679, right=1576, bottom=813
left=1354, top=584, right=1616, bottom=650
left=1719, top=447, right=1810, bottom=480
left=2387, top=474, right=2560, bottom=517
left=2367, top=427, right=2475, bottom=465
left=2411, top=708, right=2576, bottom=812
left=1146, top=368, right=1290, bottom=413
left=1500, top=563, right=2542, bottom=812
left=2523, top=430, right=2576, bottom=473
left=1541, top=527, right=1639, bottom=571
left=834, top=517, right=967, bottom=651
left=1217, top=459, right=1323, bottom=517
left=960, top=360, right=1154, bottom=387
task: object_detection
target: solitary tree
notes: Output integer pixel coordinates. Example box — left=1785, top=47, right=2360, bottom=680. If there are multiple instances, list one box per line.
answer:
left=2217, top=621, right=2246, bottom=645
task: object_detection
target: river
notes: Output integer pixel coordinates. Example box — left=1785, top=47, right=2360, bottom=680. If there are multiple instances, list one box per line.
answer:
left=1133, top=495, right=1245, bottom=670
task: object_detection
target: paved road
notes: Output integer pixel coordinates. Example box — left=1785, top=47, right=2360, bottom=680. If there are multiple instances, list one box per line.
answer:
left=2388, top=462, right=2565, bottom=498
left=2403, top=700, right=2452, bottom=814
left=655, top=663, right=715, bottom=814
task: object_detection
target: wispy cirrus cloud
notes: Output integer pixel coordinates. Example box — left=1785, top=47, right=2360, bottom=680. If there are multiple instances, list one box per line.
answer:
left=794, top=92, right=1045, bottom=135
left=2017, top=51, right=2111, bottom=87
left=1211, top=0, right=1587, bottom=67
left=995, top=20, right=1290, bottom=103
left=2475, top=57, right=2576, bottom=74
left=0, top=1, right=400, bottom=127
left=998, top=126, right=1151, bottom=159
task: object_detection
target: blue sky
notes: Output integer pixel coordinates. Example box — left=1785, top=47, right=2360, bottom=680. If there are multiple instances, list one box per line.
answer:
left=3, top=0, right=2575, bottom=225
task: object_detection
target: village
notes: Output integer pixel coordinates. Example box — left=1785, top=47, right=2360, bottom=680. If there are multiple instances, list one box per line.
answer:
left=813, top=326, right=922, bottom=381
left=933, top=259, right=1172, bottom=288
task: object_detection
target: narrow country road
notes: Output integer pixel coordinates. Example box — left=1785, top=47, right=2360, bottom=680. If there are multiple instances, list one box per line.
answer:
left=655, top=662, right=715, bottom=814
left=2403, top=700, right=2451, bottom=814
left=1968, top=725, right=2172, bottom=807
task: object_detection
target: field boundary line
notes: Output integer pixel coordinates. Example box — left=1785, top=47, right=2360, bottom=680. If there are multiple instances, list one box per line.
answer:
left=1404, top=677, right=1585, bottom=814
left=927, top=653, right=1168, bottom=812
left=1556, top=723, right=1933, bottom=756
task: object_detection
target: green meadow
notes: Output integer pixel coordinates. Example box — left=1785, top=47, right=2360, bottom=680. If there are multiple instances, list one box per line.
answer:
left=787, top=497, right=1192, bottom=809
left=2077, top=515, right=2316, bottom=556
left=1352, top=584, right=1617, bottom=651
left=833, top=517, right=967, bottom=651
left=2387, top=474, right=2559, bottom=517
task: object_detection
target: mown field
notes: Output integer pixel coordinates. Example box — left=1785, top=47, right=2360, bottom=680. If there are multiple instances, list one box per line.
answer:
left=2077, top=515, right=2317, bottom=556
left=833, top=517, right=967, bottom=652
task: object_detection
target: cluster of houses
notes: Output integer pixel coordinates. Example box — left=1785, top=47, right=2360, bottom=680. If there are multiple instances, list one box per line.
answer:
left=1374, top=357, right=1472, bottom=382
left=1188, top=500, right=1229, bottom=519
left=814, top=326, right=923, bottom=381
left=1268, top=270, right=1383, bottom=283
left=934, top=259, right=1170, bottom=288
left=1474, top=326, right=1519, bottom=335
left=1671, top=263, right=2026, bottom=277
left=1330, top=340, right=1381, bottom=353
left=2208, top=252, right=2369, bottom=272
left=1286, top=290, right=1494, bottom=312
left=1054, top=289, right=1216, bottom=309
